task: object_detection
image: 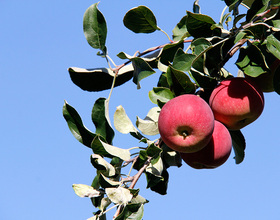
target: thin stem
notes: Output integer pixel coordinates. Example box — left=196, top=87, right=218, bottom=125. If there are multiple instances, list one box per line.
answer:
left=159, top=28, right=173, bottom=42
left=219, top=5, right=228, bottom=24
left=99, top=204, right=118, bottom=217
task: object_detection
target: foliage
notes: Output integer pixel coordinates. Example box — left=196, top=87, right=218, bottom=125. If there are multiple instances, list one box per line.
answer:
left=63, top=1, right=280, bottom=219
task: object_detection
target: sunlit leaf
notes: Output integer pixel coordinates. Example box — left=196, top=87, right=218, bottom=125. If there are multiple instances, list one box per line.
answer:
left=106, top=187, right=133, bottom=205
left=173, top=48, right=196, bottom=72
left=172, top=15, right=190, bottom=41
left=83, top=3, right=107, bottom=51
left=136, top=107, right=160, bottom=136
left=99, top=138, right=131, bottom=161
left=267, top=34, right=280, bottom=60
left=72, top=184, right=101, bottom=198
left=123, top=6, right=159, bottom=33
left=131, top=57, right=156, bottom=89
left=114, top=105, right=138, bottom=134
left=148, top=87, right=174, bottom=105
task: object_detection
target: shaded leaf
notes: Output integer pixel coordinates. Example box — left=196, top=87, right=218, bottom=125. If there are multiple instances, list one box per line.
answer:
left=63, top=101, right=95, bottom=148
left=91, top=154, right=116, bottom=177
left=193, top=0, right=201, bottom=14
left=166, top=66, right=196, bottom=96
left=73, top=184, right=101, bottom=198
left=68, top=65, right=133, bottom=92
left=230, top=130, right=246, bottom=164
left=159, top=41, right=184, bottom=66
left=106, top=187, right=133, bottom=205
left=99, top=173, right=121, bottom=188
left=273, top=65, right=280, bottom=95
left=161, top=143, right=182, bottom=168
left=123, top=6, right=159, bottom=33
left=146, top=169, right=169, bottom=195
left=91, top=136, right=130, bottom=161
left=236, top=43, right=268, bottom=77
left=92, top=98, right=114, bottom=144
left=246, top=0, right=269, bottom=22
left=131, top=57, right=156, bottom=89
left=186, top=11, right=221, bottom=38
left=83, top=3, right=107, bottom=51
left=115, top=204, right=144, bottom=220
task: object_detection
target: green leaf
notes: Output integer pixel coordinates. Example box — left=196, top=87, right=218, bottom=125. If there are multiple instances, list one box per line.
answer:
left=186, top=11, right=221, bottom=38
left=91, top=136, right=130, bottom=161
left=114, top=105, right=138, bottom=134
left=230, top=130, right=246, bottom=164
left=159, top=41, right=184, bottom=66
left=193, top=0, right=201, bottom=14
left=146, top=169, right=169, bottom=195
left=115, top=204, right=144, bottom=220
left=92, top=98, right=114, bottom=144
left=83, top=3, right=107, bottom=51
left=245, top=23, right=270, bottom=40
left=106, top=187, right=133, bottom=205
left=246, top=0, right=269, bottom=22
left=236, top=43, right=269, bottom=77
left=72, top=184, right=101, bottom=198
left=146, top=157, right=164, bottom=177
left=267, top=34, right=280, bottom=60
left=68, top=65, right=133, bottom=92
left=166, top=66, right=196, bottom=96
left=172, top=15, right=190, bottom=41
left=136, top=107, right=160, bottom=136
left=131, top=57, right=156, bottom=89
left=90, top=154, right=116, bottom=177
left=130, top=194, right=149, bottom=205
left=99, top=197, right=111, bottom=212
left=63, top=101, right=95, bottom=148
left=161, top=143, right=182, bottom=168
left=123, top=6, right=159, bottom=33
left=99, top=138, right=131, bottom=161
left=173, top=48, right=196, bottom=72
left=273, top=65, right=280, bottom=95
left=99, top=173, right=121, bottom=188
left=148, top=87, right=174, bottom=105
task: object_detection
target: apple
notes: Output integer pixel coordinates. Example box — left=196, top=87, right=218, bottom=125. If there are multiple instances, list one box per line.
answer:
left=209, top=77, right=264, bottom=130
left=158, top=94, right=215, bottom=153
left=180, top=120, right=232, bottom=169
left=245, top=58, right=280, bottom=92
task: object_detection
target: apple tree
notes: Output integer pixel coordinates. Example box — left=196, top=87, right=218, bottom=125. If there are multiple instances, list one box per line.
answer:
left=63, top=0, right=280, bottom=219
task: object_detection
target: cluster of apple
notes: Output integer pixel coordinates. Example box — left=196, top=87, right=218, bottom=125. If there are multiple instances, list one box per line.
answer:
left=158, top=77, right=265, bottom=169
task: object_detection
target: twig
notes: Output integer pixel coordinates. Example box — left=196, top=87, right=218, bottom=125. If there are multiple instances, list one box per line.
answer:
left=113, top=157, right=152, bottom=219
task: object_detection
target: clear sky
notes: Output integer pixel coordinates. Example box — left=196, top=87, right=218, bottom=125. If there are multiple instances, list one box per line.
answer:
left=1, top=0, right=280, bottom=219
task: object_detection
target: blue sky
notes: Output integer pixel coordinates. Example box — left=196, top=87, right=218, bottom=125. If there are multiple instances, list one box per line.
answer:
left=1, top=0, right=280, bottom=219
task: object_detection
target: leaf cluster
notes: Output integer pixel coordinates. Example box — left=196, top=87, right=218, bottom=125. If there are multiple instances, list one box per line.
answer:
left=64, top=0, right=280, bottom=219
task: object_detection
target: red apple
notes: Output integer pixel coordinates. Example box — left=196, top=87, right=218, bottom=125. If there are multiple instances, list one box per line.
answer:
left=209, top=77, right=264, bottom=130
left=158, top=94, right=215, bottom=153
left=180, top=120, right=232, bottom=169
